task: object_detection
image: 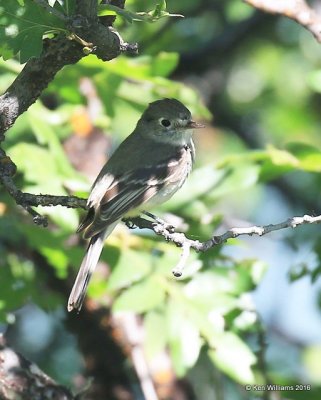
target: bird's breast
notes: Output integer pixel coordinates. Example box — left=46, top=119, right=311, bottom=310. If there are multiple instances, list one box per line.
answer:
left=145, top=143, right=194, bottom=207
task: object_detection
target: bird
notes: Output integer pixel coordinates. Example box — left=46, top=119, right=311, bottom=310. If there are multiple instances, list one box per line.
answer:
left=68, top=98, right=204, bottom=312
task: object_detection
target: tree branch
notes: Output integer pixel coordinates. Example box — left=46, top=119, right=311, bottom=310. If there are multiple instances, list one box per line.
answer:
left=76, top=0, right=98, bottom=20
left=0, top=1, right=136, bottom=137
left=126, top=213, right=321, bottom=276
left=0, top=334, right=75, bottom=400
left=244, top=0, right=321, bottom=43
left=1, top=137, right=321, bottom=275
left=0, top=0, right=138, bottom=222
left=0, top=148, right=86, bottom=226
left=0, top=36, right=84, bottom=137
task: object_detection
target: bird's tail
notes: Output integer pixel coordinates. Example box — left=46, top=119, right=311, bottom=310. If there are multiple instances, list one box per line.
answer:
left=67, top=223, right=116, bottom=312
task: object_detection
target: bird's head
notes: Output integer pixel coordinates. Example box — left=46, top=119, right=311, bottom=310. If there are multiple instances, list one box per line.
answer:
left=137, top=98, right=204, bottom=145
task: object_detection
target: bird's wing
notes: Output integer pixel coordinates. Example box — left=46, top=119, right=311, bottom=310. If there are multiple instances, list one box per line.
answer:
left=80, top=145, right=193, bottom=239
left=81, top=167, right=164, bottom=239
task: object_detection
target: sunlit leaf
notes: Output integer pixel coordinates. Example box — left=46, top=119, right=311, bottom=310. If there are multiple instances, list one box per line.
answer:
left=107, top=249, right=152, bottom=291
left=209, top=164, right=260, bottom=199
left=27, top=105, right=79, bottom=179
left=286, top=142, right=321, bottom=172
left=208, top=332, right=256, bottom=384
left=167, top=300, right=202, bottom=375
left=8, top=143, right=58, bottom=183
left=98, top=1, right=183, bottom=23
left=113, top=277, right=166, bottom=313
left=144, top=310, right=167, bottom=359
left=0, top=0, right=66, bottom=62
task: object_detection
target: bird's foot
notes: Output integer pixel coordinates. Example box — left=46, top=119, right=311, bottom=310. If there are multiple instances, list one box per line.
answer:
left=142, top=211, right=175, bottom=233
left=123, top=218, right=137, bottom=229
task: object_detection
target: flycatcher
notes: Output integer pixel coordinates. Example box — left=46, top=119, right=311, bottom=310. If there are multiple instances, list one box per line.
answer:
left=68, top=98, right=204, bottom=312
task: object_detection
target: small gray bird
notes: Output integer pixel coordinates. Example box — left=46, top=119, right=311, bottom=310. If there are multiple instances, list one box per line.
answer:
left=68, top=98, right=204, bottom=312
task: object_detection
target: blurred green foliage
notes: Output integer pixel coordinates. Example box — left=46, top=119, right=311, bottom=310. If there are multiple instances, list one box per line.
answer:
left=0, top=0, right=69, bottom=62
left=1, top=0, right=321, bottom=399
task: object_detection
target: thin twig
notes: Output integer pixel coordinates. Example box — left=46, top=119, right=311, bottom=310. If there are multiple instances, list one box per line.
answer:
left=1, top=141, right=320, bottom=247
left=172, top=242, right=192, bottom=277
left=1, top=153, right=320, bottom=273
left=0, top=147, right=86, bottom=226
left=244, top=0, right=321, bottom=43
left=127, top=214, right=321, bottom=275
left=130, top=214, right=321, bottom=251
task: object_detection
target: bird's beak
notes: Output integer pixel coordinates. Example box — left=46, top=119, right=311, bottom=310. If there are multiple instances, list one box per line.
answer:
left=186, top=120, right=205, bottom=129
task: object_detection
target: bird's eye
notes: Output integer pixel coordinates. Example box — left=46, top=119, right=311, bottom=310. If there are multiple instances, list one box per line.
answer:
left=160, top=118, right=171, bottom=128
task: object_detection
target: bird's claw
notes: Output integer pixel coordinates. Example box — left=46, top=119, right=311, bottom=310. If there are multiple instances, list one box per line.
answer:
left=142, top=211, right=175, bottom=232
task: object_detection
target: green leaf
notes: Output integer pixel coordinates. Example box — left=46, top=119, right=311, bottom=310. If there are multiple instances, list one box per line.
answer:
left=20, top=225, right=75, bottom=277
left=107, top=249, right=152, bottom=291
left=98, top=2, right=183, bottom=23
left=0, top=0, right=66, bottom=62
left=113, top=277, right=166, bottom=313
left=167, top=301, right=202, bottom=376
left=208, top=332, right=256, bottom=384
left=98, top=4, right=134, bottom=23
left=147, top=0, right=183, bottom=22
left=0, top=254, right=34, bottom=314
left=8, top=143, right=58, bottom=184
left=308, top=70, right=321, bottom=93
left=41, top=247, right=69, bottom=271
left=286, top=142, right=321, bottom=172
left=250, top=260, right=268, bottom=285
left=95, top=53, right=179, bottom=81
left=150, top=52, right=179, bottom=77
left=7, top=141, right=80, bottom=230
left=259, top=145, right=298, bottom=181
left=144, top=310, right=167, bottom=359
left=27, top=105, right=79, bottom=179
left=182, top=271, right=238, bottom=313
left=260, top=143, right=321, bottom=181
left=210, top=164, right=260, bottom=200
left=288, top=262, right=310, bottom=282
left=303, top=345, right=321, bottom=383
